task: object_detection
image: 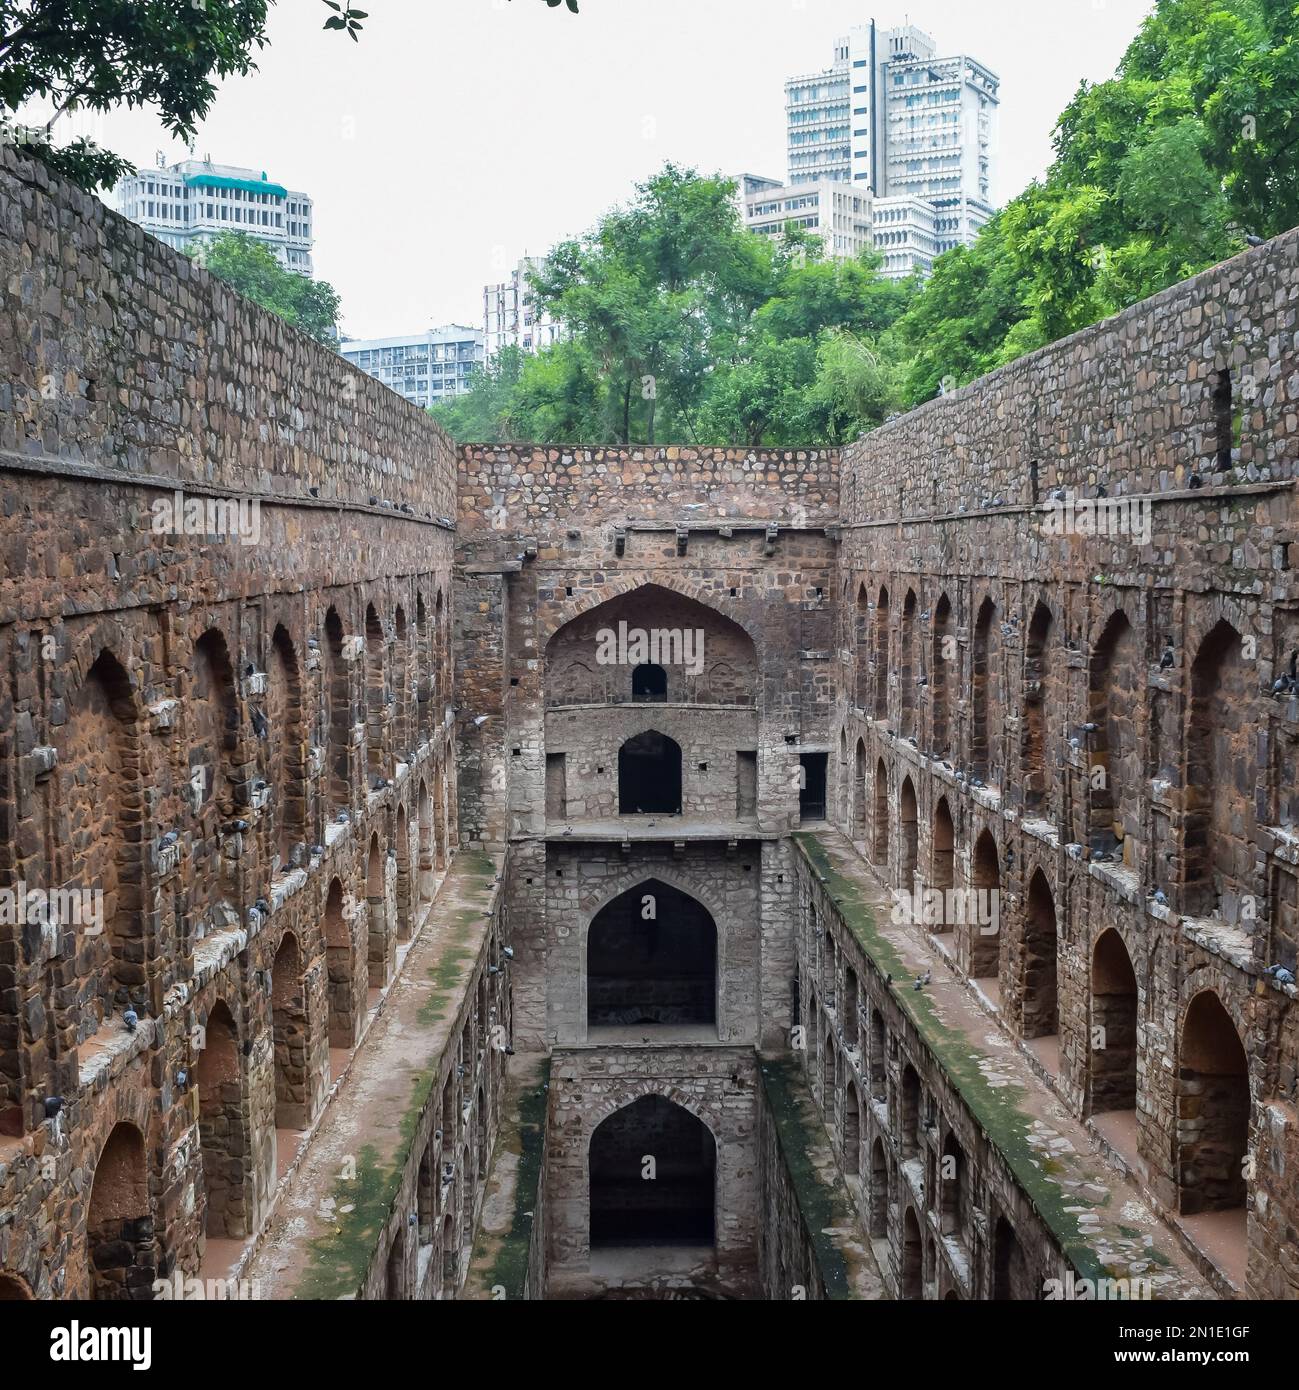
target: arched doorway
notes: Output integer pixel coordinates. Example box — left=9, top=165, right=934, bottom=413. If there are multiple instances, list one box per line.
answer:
left=993, top=1216, right=1030, bottom=1299
left=843, top=1081, right=861, bottom=1175
left=1023, top=601, right=1054, bottom=815
left=618, top=731, right=682, bottom=815
left=931, top=797, right=955, bottom=926
left=588, top=1097, right=716, bottom=1249
left=900, top=776, right=918, bottom=889
left=87, top=1122, right=154, bottom=1300
left=271, top=933, right=308, bottom=1130
left=901, top=1206, right=923, bottom=1299
left=868, top=1137, right=889, bottom=1238
left=853, top=740, right=867, bottom=839
left=1178, top=991, right=1249, bottom=1215
left=324, top=879, right=357, bottom=1048
left=1091, top=930, right=1138, bottom=1114
left=970, top=830, right=1001, bottom=981
left=1185, top=621, right=1251, bottom=918
left=586, top=879, right=717, bottom=1031
left=1022, top=869, right=1059, bottom=1040
left=195, top=1000, right=248, bottom=1239
left=872, top=758, right=889, bottom=864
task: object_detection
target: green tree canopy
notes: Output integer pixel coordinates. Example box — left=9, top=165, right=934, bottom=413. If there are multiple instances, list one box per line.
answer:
left=189, top=232, right=340, bottom=344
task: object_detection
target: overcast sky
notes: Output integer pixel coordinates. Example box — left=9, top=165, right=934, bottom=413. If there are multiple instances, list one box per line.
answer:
left=57, top=0, right=1154, bottom=339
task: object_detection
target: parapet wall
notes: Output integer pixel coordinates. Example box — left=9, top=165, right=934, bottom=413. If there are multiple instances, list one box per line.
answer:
left=841, top=229, right=1299, bottom=523
left=458, top=445, right=839, bottom=536
left=0, top=146, right=456, bottom=520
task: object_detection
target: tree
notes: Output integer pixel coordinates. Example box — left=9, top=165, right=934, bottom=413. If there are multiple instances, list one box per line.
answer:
left=891, top=0, right=1297, bottom=406
left=1, top=0, right=273, bottom=190
left=2, top=0, right=570, bottom=192
left=189, top=233, right=340, bottom=344
left=530, top=165, right=780, bottom=444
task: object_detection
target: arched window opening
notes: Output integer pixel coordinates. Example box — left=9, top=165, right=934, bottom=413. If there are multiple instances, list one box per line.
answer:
left=940, top=1131, right=968, bottom=1242
left=324, top=878, right=357, bottom=1048
left=632, top=663, right=667, bottom=702
left=900, top=1064, right=921, bottom=1159
left=54, top=649, right=140, bottom=1041
left=931, top=797, right=955, bottom=913
left=855, top=584, right=871, bottom=709
left=618, top=731, right=682, bottom=815
left=869, top=1010, right=886, bottom=1103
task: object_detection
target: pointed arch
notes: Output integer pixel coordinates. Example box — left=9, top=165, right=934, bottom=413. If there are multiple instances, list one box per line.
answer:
left=618, top=730, right=682, bottom=815
left=586, top=878, right=717, bottom=1032
left=588, top=1095, right=716, bottom=1248
left=269, top=624, right=306, bottom=869
left=1186, top=620, right=1252, bottom=918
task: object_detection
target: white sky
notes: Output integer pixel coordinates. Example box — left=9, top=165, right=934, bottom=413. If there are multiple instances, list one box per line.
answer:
left=47, top=0, right=1155, bottom=338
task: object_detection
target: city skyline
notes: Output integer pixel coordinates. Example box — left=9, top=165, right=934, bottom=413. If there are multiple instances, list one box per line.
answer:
left=45, top=0, right=1157, bottom=338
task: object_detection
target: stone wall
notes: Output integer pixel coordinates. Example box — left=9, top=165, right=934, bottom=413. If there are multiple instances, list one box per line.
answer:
left=832, top=230, right=1299, bottom=1299
left=458, top=445, right=839, bottom=538
left=544, top=1044, right=761, bottom=1296
left=0, top=153, right=460, bottom=1298
left=841, top=230, right=1299, bottom=523
left=0, top=145, right=457, bottom=523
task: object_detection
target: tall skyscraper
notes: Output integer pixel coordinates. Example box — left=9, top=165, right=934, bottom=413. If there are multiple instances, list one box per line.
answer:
left=483, top=257, right=563, bottom=362
left=111, top=157, right=314, bottom=274
left=776, top=20, right=999, bottom=276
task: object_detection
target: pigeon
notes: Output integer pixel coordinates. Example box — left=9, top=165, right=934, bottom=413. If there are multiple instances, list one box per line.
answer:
left=1153, top=889, right=1169, bottom=907
left=123, top=1009, right=139, bottom=1032
left=1160, top=644, right=1175, bottom=670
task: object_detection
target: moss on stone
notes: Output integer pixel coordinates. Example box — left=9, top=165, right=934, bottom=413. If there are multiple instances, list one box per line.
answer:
left=793, top=831, right=1111, bottom=1285
left=475, top=1062, right=551, bottom=1299
left=760, top=1055, right=862, bottom=1300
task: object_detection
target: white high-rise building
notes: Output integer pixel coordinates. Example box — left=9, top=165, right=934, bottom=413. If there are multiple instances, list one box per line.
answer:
left=483, top=257, right=562, bottom=361
left=111, top=156, right=314, bottom=274
left=339, top=326, right=485, bottom=410
left=778, top=20, right=999, bottom=276
left=739, top=177, right=876, bottom=261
